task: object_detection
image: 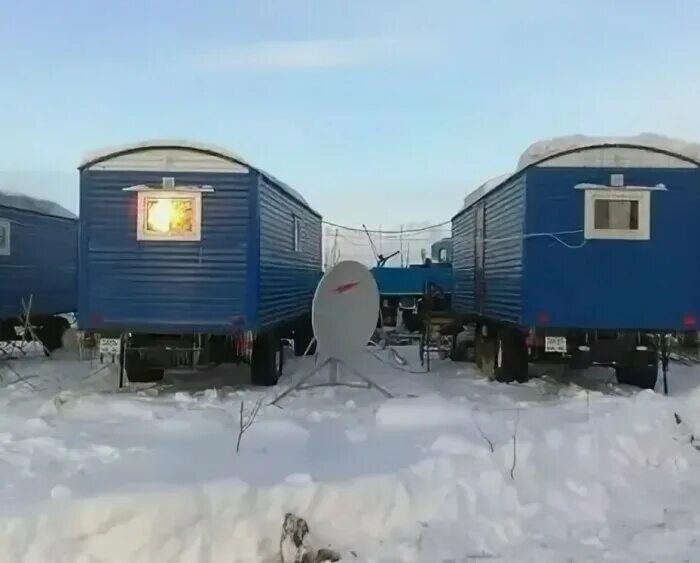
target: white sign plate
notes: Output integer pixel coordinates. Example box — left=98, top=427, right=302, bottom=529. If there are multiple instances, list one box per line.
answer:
left=545, top=336, right=567, bottom=354
left=99, top=338, right=121, bottom=356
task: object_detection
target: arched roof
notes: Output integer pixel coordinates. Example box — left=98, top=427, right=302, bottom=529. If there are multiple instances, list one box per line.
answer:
left=517, top=134, right=700, bottom=170
left=0, top=189, right=76, bottom=220
left=456, top=134, right=700, bottom=219
left=79, top=139, right=311, bottom=208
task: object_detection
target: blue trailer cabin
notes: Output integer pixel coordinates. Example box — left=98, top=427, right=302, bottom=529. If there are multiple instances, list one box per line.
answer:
left=451, top=135, right=700, bottom=388
left=78, top=140, right=322, bottom=385
left=0, top=191, right=77, bottom=351
left=371, top=260, right=453, bottom=331
left=431, top=237, right=453, bottom=264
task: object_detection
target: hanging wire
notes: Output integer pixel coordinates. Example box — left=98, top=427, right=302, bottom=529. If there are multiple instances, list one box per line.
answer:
left=322, top=219, right=452, bottom=234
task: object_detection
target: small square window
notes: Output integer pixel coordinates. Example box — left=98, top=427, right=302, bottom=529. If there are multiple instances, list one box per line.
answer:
left=293, top=216, right=301, bottom=252
left=584, top=189, right=650, bottom=240
left=0, top=219, right=10, bottom=256
left=136, top=191, right=202, bottom=241
left=593, top=199, right=639, bottom=230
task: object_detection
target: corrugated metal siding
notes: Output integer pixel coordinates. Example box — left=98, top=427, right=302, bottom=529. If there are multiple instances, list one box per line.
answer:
left=522, top=167, right=700, bottom=330
left=451, top=207, right=475, bottom=314
left=0, top=206, right=77, bottom=319
left=257, top=176, right=322, bottom=330
left=482, top=176, right=526, bottom=323
left=79, top=170, right=251, bottom=333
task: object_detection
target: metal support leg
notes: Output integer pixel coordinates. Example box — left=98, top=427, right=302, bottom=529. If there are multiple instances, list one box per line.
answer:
left=270, top=358, right=330, bottom=405
left=119, top=335, right=127, bottom=389
left=270, top=356, right=393, bottom=405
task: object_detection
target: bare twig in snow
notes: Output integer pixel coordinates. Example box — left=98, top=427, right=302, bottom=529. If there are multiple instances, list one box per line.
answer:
left=237, top=395, right=264, bottom=453
left=586, top=391, right=590, bottom=423
left=0, top=363, right=38, bottom=390
left=510, top=409, right=520, bottom=480
left=471, top=410, right=494, bottom=453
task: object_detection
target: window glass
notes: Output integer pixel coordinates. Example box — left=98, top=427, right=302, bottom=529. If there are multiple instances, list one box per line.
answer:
left=593, top=199, right=639, bottom=230
left=584, top=189, right=650, bottom=240
left=137, top=192, right=202, bottom=241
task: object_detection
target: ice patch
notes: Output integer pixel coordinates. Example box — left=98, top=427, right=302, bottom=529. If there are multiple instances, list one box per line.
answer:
left=430, top=434, right=477, bottom=456
left=376, top=395, right=471, bottom=429
left=307, top=411, right=322, bottom=423
left=246, top=419, right=310, bottom=442
left=50, top=485, right=72, bottom=500
left=546, top=429, right=564, bottom=450
left=345, top=429, right=368, bottom=443
left=284, top=473, right=313, bottom=484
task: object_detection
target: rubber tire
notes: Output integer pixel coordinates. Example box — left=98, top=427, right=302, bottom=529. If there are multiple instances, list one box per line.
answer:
left=37, top=316, right=70, bottom=353
left=615, top=365, right=658, bottom=390
left=494, top=329, right=529, bottom=383
left=403, top=311, right=422, bottom=333
left=473, top=328, right=485, bottom=370
left=251, top=333, right=281, bottom=386
left=293, top=320, right=315, bottom=357
left=450, top=330, right=469, bottom=362
left=124, top=349, right=165, bottom=383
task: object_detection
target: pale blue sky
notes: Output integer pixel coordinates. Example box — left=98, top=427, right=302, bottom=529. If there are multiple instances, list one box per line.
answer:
left=1, top=0, right=699, bottom=226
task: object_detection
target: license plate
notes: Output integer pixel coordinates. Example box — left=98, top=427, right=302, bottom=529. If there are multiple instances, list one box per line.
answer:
left=545, top=336, right=567, bottom=353
left=99, top=338, right=121, bottom=356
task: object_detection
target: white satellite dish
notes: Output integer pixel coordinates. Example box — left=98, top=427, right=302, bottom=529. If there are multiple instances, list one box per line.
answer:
left=271, top=260, right=391, bottom=404
left=312, top=260, right=380, bottom=363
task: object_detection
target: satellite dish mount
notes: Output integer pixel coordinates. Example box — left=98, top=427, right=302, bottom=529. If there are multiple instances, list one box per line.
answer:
left=271, top=260, right=392, bottom=404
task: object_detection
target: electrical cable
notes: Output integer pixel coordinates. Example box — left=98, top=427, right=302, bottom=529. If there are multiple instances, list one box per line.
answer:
left=322, top=219, right=452, bottom=234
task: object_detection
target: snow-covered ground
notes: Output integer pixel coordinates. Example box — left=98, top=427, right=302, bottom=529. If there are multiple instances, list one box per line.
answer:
left=1, top=343, right=700, bottom=562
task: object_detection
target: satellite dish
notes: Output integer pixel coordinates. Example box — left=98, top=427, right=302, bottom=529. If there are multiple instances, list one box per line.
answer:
left=312, top=260, right=379, bottom=363
left=270, top=260, right=391, bottom=405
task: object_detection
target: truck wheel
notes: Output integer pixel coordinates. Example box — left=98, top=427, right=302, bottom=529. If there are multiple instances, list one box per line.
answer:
left=251, top=332, right=281, bottom=386
left=403, top=311, right=422, bottom=333
left=450, top=329, right=469, bottom=362
left=293, top=319, right=316, bottom=357
left=124, top=349, right=165, bottom=383
left=495, top=328, right=529, bottom=383
left=36, top=316, right=71, bottom=354
left=615, top=364, right=658, bottom=390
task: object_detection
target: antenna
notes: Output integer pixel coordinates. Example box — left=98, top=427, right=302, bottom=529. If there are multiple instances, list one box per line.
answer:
left=271, top=260, right=392, bottom=404
left=363, top=223, right=398, bottom=268
left=362, top=224, right=380, bottom=266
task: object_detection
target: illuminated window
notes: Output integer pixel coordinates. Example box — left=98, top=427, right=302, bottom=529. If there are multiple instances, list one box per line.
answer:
left=136, top=191, right=202, bottom=241
left=0, top=219, right=9, bottom=256
left=584, top=189, right=650, bottom=240
left=293, top=216, right=301, bottom=252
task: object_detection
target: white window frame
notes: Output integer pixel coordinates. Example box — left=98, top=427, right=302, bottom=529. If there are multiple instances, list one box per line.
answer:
left=136, top=190, right=202, bottom=242
left=584, top=189, right=650, bottom=241
left=0, top=219, right=10, bottom=256
left=293, top=216, right=301, bottom=252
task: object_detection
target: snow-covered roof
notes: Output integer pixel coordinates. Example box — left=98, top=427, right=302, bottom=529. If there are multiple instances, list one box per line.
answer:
left=517, top=133, right=700, bottom=170
left=79, top=139, right=312, bottom=208
left=0, top=189, right=77, bottom=220
left=462, top=173, right=511, bottom=210
left=460, top=133, right=700, bottom=214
